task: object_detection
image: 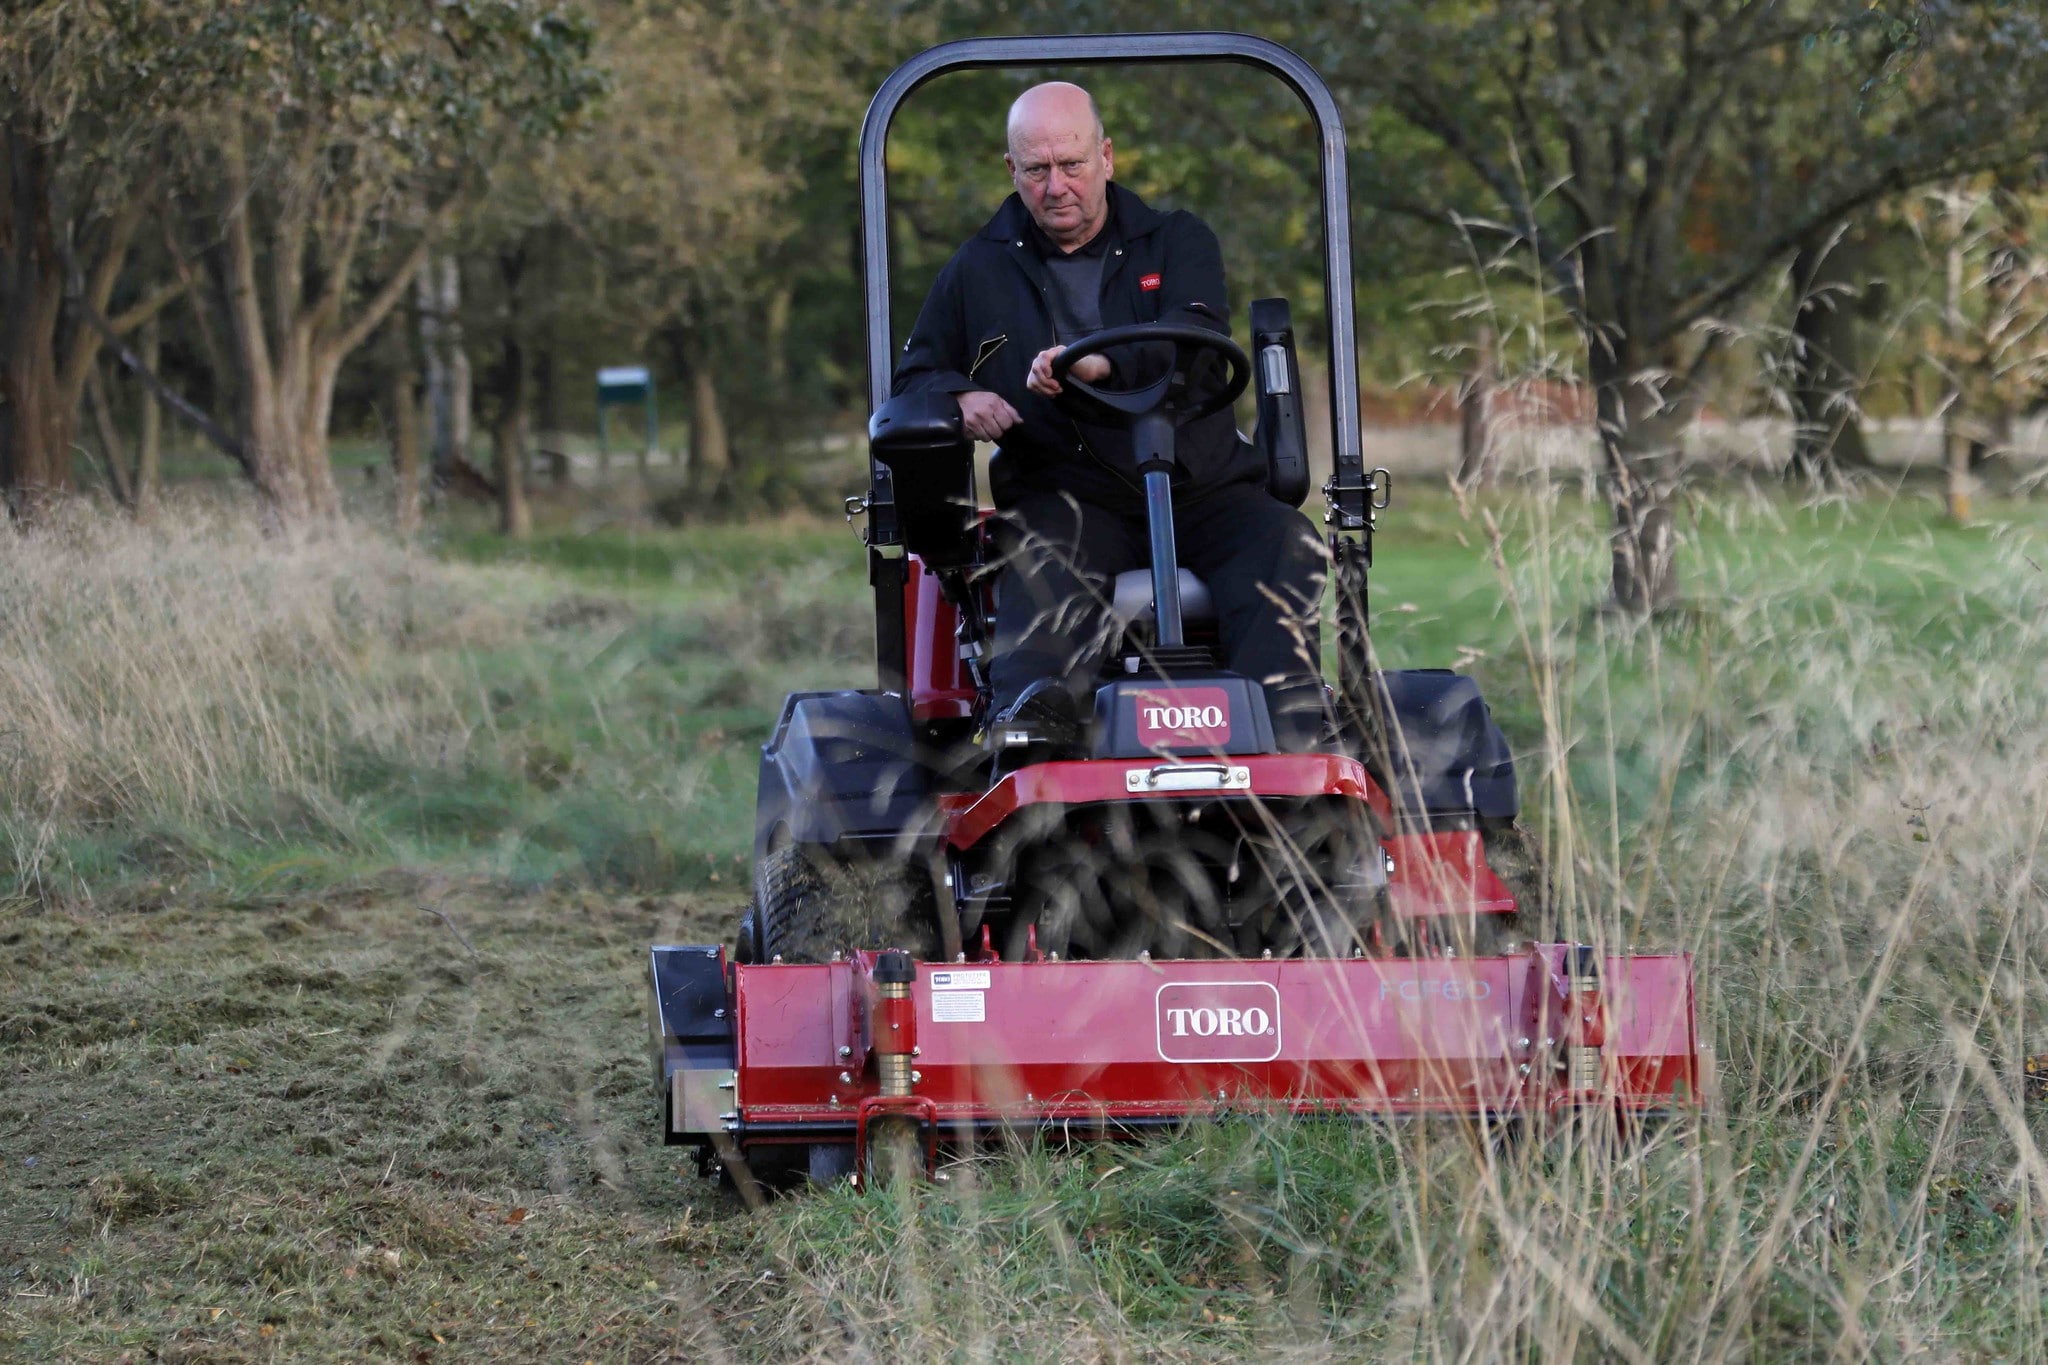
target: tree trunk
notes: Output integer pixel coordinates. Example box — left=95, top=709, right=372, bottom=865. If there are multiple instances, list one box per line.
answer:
left=675, top=329, right=729, bottom=499
left=0, top=115, right=73, bottom=517
left=85, top=365, right=133, bottom=508
left=1591, top=350, right=1682, bottom=615
left=134, top=317, right=161, bottom=514
left=534, top=343, right=570, bottom=486
left=1942, top=197, right=1973, bottom=524
left=688, top=361, right=730, bottom=499
left=491, top=248, right=531, bottom=538
left=419, top=254, right=470, bottom=480
left=384, top=317, right=422, bottom=536
left=1971, top=181, right=2033, bottom=489
left=492, top=378, right=531, bottom=538
left=1786, top=223, right=1875, bottom=483
left=765, top=284, right=793, bottom=393
left=1455, top=326, right=1498, bottom=488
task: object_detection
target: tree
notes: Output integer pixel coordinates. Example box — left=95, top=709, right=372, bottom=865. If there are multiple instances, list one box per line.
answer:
left=1783, top=218, right=1880, bottom=482
left=1285, top=0, right=2048, bottom=610
left=0, top=5, right=188, bottom=518
left=160, top=1, right=597, bottom=524
left=531, top=0, right=916, bottom=502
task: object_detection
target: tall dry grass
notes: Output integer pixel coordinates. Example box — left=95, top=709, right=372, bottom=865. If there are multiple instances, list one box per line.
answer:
left=725, top=455, right=2048, bottom=1357
left=0, top=501, right=518, bottom=892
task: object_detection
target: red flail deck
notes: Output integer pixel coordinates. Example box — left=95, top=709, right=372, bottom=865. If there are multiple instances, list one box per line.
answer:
left=722, top=947, right=1697, bottom=1133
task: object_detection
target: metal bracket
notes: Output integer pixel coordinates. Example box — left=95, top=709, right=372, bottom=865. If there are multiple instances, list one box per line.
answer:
left=851, top=1094, right=939, bottom=1186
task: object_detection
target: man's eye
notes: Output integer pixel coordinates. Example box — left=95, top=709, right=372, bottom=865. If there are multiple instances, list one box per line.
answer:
left=1061, top=161, right=1086, bottom=176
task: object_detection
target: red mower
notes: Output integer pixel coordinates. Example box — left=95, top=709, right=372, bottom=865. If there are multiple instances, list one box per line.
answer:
left=650, top=32, right=1701, bottom=1189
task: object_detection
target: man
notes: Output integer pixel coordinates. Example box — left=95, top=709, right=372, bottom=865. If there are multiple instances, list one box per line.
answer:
left=892, top=81, right=1328, bottom=750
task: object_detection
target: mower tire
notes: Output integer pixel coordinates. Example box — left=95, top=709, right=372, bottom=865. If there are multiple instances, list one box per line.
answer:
left=1481, top=820, right=1552, bottom=941
left=750, top=843, right=939, bottom=964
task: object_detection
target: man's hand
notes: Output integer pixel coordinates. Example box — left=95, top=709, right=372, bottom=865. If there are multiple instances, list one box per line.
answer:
left=1027, top=345, right=1111, bottom=397
left=956, top=390, right=1021, bottom=442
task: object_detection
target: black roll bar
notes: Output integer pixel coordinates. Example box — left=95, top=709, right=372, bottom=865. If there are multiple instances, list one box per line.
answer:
left=859, top=32, right=1364, bottom=528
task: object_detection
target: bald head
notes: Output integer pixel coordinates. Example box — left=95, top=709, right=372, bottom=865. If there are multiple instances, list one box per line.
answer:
left=1004, top=81, right=1115, bottom=251
left=1006, top=81, right=1103, bottom=155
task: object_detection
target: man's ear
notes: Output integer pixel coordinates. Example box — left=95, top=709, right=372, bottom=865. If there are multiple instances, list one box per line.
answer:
left=1003, top=152, right=1017, bottom=179
left=1101, top=138, right=1114, bottom=179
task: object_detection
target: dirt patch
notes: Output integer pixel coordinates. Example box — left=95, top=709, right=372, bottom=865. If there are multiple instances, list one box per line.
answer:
left=0, top=881, right=746, bottom=1360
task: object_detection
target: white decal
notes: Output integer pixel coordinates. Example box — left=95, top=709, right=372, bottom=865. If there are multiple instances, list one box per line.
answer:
left=931, top=990, right=985, bottom=1023
left=929, top=969, right=990, bottom=991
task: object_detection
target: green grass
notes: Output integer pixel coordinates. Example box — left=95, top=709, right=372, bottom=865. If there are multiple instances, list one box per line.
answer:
left=4, top=484, right=2047, bottom=1359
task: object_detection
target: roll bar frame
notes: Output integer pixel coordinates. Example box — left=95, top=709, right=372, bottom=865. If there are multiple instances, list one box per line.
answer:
left=858, top=32, right=1372, bottom=701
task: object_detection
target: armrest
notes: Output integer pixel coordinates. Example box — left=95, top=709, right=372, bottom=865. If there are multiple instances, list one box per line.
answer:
left=1249, top=298, right=1309, bottom=508
left=868, top=391, right=977, bottom=568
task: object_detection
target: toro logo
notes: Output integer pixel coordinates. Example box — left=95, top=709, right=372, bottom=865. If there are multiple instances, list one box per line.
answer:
left=1156, top=981, right=1283, bottom=1063
left=1139, top=272, right=1162, bottom=292
left=1134, top=686, right=1231, bottom=748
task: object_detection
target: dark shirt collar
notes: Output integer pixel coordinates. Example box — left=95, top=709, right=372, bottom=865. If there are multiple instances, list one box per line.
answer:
left=1027, top=197, right=1117, bottom=260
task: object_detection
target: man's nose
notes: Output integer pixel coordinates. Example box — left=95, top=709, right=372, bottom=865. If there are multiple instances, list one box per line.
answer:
left=1044, top=167, right=1069, bottom=197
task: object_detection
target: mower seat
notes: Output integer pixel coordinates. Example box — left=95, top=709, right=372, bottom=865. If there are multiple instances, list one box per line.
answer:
left=1109, top=569, right=1215, bottom=628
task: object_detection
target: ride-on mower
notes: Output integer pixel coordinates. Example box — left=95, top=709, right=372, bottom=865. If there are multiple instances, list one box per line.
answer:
left=650, top=33, right=1701, bottom=1188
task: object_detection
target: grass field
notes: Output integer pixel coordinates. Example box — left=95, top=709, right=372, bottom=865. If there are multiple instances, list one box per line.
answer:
left=3, top=482, right=2046, bottom=1360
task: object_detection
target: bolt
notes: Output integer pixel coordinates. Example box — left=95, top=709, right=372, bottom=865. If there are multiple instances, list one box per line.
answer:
left=839, top=1071, right=853, bottom=1085
left=1518, top=1064, right=1531, bottom=1075
left=831, top=950, right=843, bottom=963
left=910, top=1046, right=920, bottom=1057
left=771, top=954, right=784, bottom=965
left=1516, top=1037, right=1530, bottom=1049
left=717, top=1079, right=735, bottom=1090
left=838, top=1045, right=852, bottom=1059
left=829, top=1094, right=839, bottom=1106
left=1261, top=949, right=1273, bottom=961
left=912, top=1070, right=923, bottom=1083
left=719, top=1111, right=738, bottom=1121
left=713, top=1007, right=727, bottom=1019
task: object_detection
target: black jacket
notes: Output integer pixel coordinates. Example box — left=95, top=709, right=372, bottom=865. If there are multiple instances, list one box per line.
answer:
left=891, top=184, right=1262, bottom=512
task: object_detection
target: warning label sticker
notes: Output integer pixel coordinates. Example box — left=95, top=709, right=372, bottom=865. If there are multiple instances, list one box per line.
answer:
left=929, top=969, right=991, bottom=991
left=931, top=990, right=986, bottom=1023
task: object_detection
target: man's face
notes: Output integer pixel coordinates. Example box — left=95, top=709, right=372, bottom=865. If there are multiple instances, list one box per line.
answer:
left=1006, top=116, right=1113, bottom=250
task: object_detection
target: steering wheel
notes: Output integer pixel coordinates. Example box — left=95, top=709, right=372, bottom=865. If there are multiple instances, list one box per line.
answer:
left=1049, top=323, right=1250, bottom=433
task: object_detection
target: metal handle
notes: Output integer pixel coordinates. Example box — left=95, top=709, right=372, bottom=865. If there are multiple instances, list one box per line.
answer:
left=1126, top=763, right=1251, bottom=793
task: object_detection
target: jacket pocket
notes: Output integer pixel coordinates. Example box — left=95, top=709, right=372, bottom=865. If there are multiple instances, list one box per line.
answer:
left=968, top=333, right=1007, bottom=380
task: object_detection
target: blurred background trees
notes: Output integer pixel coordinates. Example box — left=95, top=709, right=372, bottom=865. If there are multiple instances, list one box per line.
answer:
left=6, top=0, right=2048, bottom=603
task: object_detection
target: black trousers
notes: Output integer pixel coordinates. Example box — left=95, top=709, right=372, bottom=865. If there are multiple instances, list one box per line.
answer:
left=987, top=482, right=1331, bottom=748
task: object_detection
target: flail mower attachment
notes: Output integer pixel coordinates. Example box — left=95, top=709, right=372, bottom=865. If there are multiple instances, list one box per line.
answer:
left=652, top=939, right=1701, bottom=1185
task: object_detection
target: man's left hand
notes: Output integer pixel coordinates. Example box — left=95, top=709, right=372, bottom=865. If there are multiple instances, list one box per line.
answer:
left=1027, top=345, right=1111, bottom=397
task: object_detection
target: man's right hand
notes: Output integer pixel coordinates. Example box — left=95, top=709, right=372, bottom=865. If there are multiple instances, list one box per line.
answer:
left=956, top=390, right=1021, bottom=442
